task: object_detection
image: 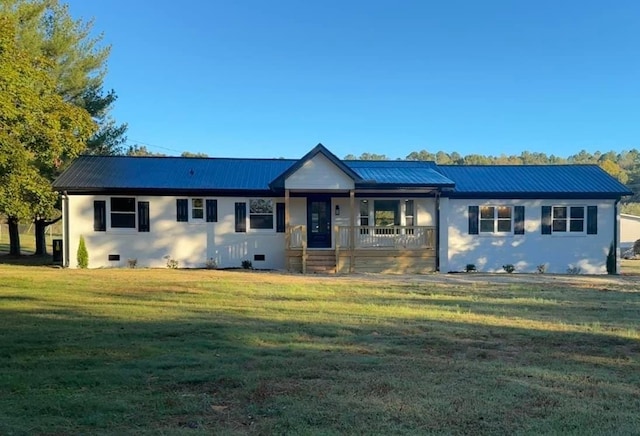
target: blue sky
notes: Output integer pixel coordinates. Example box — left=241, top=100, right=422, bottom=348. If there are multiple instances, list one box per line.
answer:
left=65, top=0, right=640, bottom=159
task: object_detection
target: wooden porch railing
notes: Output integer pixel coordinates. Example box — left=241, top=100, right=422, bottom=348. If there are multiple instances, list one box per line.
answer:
left=338, top=226, right=436, bottom=249
left=287, top=225, right=436, bottom=250
left=287, top=225, right=307, bottom=273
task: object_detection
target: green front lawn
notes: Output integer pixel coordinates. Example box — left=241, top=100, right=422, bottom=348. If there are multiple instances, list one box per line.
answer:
left=1, top=267, right=639, bottom=434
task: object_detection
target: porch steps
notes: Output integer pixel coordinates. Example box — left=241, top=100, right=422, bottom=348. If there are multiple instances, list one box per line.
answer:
left=305, top=250, right=337, bottom=274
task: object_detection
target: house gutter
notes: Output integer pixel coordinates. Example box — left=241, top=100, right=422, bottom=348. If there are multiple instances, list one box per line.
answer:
left=435, top=190, right=440, bottom=272
left=614, top=198, right=620, bottom=274
left=62, top=191, right=70, bottom=268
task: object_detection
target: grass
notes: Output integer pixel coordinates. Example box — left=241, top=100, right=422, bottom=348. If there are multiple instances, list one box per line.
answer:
left=621, top=258, right=640, bottom=275
left=1, top=267, right=639, bottom=434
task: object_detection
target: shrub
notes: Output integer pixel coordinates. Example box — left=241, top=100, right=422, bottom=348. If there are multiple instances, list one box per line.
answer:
left=502, top=264, right=515, bottom=274
left=205, top=258, right=217, bottom=269
left=77, top=236, right=88, bottom=269
left=465, top=264, right=477, bottom=272
left=567, top=266, right=582, bottom=275
left=606, top=242, right=616, bottom=275
left=127, top=258, right=137, bottom=269
left=163, top=255, right=178, bottom=269
left=241, top=260, right=253, bottom=269
left=536, top=264, right=547, bottom=274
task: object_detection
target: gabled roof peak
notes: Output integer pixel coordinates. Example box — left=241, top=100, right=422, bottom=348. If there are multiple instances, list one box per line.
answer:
left=269, top=143, right=363, bottom=189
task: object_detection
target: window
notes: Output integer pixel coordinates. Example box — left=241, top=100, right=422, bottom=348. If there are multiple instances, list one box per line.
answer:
left=249, top=199, right=273, bottom=229
left=360, top=200, right=369, bottom=226
left=235, top=202, right=246, bottom=232
left=405, top=200, right=415, bottom=226
left=480, top=206, right=512, bottom=233
left=469, top=205, right=525, bottom=235
left=542, top=205, right=597, bottom=235
left=111, top=197, right=136, bottom=228
left=552, top=206, right=584, bottom=233
left=192, top=198, right=204, bottom=220
left=94, top=201, right=106, bottom=231
left=374, top=200, right=399, bottom=234
left=359, top=200, right=369, bottom=234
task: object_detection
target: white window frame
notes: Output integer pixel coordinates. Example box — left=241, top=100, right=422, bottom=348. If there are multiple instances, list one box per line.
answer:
left=249, top=198, right=274, bottom=231
left=109, top=196, right=137, bottom=231
left=191, top=198, right=204, bottom=221
left=479, top=205, right=513, bottom=234
left=551, top=205, right=586, bottom=235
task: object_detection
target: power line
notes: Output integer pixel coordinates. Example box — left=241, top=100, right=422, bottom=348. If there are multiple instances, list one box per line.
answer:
left=126, top=139, right=183, bottom=154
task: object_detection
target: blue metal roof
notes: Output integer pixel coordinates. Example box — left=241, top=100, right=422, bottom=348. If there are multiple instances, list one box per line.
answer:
left=53, top=156, right=297, bottom=191
left=436, top=165, right=632, bottom=197
left=53, top=151, right=632, bottom=199
left=346, top=161, right=455, bottom=186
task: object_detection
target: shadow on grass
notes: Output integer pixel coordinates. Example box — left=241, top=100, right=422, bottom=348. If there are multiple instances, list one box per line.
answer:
left=0, top=253, right=55, bottom=266
left=1, top=302, right=639, bottom=435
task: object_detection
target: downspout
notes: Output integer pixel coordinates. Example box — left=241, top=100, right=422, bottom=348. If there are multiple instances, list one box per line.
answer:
left=435, top=190, right=440, bottom=272
left=62, top=191, right=70, bottom=268
left=614, top=198, right=620, bottom=274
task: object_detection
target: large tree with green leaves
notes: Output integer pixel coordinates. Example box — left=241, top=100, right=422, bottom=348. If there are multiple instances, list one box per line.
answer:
left=0, top=14, right=96, bottom=255
left=1, top=0, right=126, bottom=254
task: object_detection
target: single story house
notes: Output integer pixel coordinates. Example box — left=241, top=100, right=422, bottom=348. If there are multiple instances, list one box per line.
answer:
left=52, top=144, right=632, bottom=274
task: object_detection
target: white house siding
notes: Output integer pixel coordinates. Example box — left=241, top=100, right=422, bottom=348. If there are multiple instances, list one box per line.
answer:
left=66, top=194, right=438, bottom=269
left=66, top=195, right=287, bottom=269
left=620, top=214, right=640, bottom=249
left=285, top=154, right=355, bottom=190
left=441, top=198, right=617, bottom=274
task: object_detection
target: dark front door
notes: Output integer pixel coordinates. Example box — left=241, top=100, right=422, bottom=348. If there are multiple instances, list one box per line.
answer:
left=307, top=197, right=331, bottom=248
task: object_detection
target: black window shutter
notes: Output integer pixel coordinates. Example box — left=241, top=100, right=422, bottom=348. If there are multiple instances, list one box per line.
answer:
left=94, top=200, right=106, bottom=231
left=176, top=199, right=188, bottom=222
left=206, top=199, right=218, bottom=222
left=235, top=202, right=246, bottom=232
left=276, top=202, right=285, bottom=233
left=587, top=206, right=598, bottom=234
left=138, top=201, right=150, bottom=232
left=541, top=206, right=552, bottom=234
left=468, top=206, right=479, bottom=235
left=514, top=206, right=525, bottom=235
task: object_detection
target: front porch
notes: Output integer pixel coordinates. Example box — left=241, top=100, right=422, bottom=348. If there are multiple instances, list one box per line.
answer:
left=286, top=225, right=436, bottom=274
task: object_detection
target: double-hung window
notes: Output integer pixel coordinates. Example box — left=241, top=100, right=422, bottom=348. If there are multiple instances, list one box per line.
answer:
left=177, top=198, right=217, bottom=222
left=94, top=197, right=149, bottom=232
left=543, top=205, right=596, bottom=235
left=469, top=205, right=525, bottom=235
left=249, top=199, right=274, bottom=229
left=192, top=198, right=204, bottom=220
left=111, top=197, right=136, bottom=228
left=552, top=206, right=584, bottom=232
left=480, top=206, right=512, bottom=233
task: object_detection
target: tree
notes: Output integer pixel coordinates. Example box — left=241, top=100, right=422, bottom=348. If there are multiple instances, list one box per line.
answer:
left=181, top=151, right=209, bottom=158
left=1, top=0, right=126, bottom=254
left=406, top=150, right=436, bottom=161
left=126, top=145, right=165, bottom=157
left=600, top=159, right=628, bottom=184
left=0, top=15, right=95, bottom=255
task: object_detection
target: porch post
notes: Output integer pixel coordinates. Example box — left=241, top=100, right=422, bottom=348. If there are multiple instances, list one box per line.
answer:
left=285, top=189, right=290, bottom=228
left=349, top=189, right=355, bottom=273
left=285, top=189, right=290, bottom=250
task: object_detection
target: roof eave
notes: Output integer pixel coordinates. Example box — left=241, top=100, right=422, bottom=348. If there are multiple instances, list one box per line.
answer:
left=443, top=191, right=632, bottom=200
